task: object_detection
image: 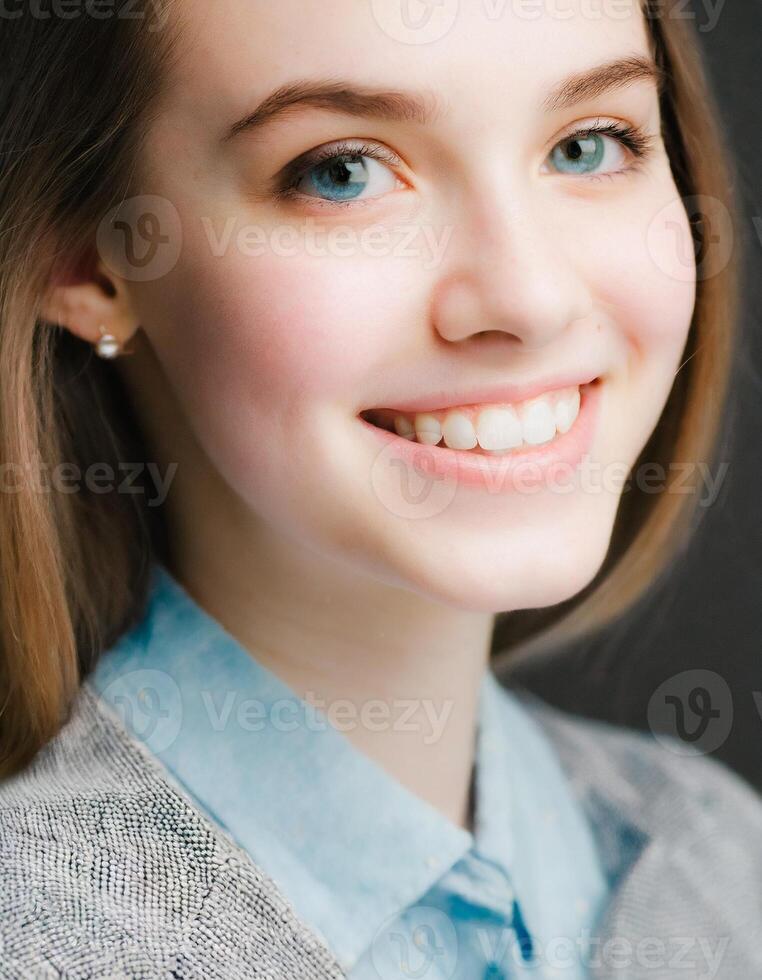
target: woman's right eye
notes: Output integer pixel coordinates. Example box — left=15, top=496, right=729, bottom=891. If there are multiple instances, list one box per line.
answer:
left=278, top=144, right=403, bottom=206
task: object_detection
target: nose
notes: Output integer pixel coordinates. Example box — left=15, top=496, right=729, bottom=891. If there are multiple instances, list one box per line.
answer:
left=432, top=194, right=592, bottom=351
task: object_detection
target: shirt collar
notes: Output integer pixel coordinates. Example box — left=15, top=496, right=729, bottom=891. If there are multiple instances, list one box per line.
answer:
left=87, top=561, right=608, bottom=971
left=474, top=665, right=616, bottom=961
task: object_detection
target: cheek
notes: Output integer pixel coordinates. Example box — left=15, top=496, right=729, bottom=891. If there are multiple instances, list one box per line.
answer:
left=203, top=263, right=362, bottom=407
left=575, top=188, right=697, bottom=470
left=139, top=236, right=427, bottom=508
left=161, top=248, right=401, bottom=419
left=577, top=187, right=697, bottom=366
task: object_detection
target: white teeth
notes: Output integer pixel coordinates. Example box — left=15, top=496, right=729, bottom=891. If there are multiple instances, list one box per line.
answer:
left=441, top=412, right=478, bottom=450
left=517, top=396, right=558, bottom=445
left=384, top=384, right=585, bottom=454
left=413, top=413, right=442, bottom=446
left=554, top=389, right=581, bottom=434
left=394, top=415, right=416, bottom=440
left=475, top=406, right=523, bottom=451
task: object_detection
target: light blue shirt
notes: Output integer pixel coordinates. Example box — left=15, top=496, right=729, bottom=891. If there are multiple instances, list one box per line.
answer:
left=89, top=562, right=610, bottom=979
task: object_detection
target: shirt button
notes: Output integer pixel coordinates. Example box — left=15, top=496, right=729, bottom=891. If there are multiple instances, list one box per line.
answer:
left=425, top=855, right=439, bottom=869
left=483, top=966, right=507, bottom=979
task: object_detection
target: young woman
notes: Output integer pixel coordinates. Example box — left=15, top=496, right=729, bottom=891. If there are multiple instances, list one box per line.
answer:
left=1, top=1, right=761, bottom=978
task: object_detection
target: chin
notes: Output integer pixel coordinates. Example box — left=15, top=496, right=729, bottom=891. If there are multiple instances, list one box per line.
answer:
left=398, top=520, right=614, bottom=615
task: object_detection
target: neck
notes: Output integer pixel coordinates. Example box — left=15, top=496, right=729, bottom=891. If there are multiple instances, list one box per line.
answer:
left=169, top=518, right=495, bottom=831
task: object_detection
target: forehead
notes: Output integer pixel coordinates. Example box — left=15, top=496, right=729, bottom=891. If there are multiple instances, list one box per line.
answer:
left=157, top=0, right=652, bottom=137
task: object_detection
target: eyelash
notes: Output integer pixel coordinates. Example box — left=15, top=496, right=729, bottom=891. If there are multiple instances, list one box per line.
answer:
left=274, top=120, right=658, bottom=206
left=559, top=118, right=658, bottom=182
left=274, top=140, right=399, bottom=207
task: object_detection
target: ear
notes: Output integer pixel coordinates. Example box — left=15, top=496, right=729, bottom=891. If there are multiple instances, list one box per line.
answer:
left=39, top=245, right=141, bottom=351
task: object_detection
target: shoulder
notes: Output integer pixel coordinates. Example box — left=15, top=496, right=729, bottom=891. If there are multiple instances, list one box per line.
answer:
left=506, top=684, right=762, bottom=976
left=0, top=681, right=344, bottom=979
left=511, top=683, right=762, bottom=850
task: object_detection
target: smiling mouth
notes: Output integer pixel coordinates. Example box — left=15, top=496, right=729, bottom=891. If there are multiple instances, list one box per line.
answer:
left=359, top=379, right=600, bottom=456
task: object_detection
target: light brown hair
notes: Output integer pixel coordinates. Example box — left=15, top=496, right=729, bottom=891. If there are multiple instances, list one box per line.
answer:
left=0, top=0, right=741, bottom=777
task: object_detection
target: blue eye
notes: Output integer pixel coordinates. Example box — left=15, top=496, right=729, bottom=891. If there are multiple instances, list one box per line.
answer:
left=550, top=132, right=608, bottom=174
left=546, top=123, right=655, bottom=178
left=281, top=143, right=401, bottom=204
left=306, top=155, right=371, bottom=201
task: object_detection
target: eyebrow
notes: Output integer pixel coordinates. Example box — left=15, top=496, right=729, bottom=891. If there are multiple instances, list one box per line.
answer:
left=221, top=55, right=664, bottom=143
left=542, top=54, right=665, bottom=112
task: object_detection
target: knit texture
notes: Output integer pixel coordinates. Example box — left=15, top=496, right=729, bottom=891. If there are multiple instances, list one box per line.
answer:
left=0, top=681, right=346, bottom=979
left=518, top=687, right=762, bottom=980
left=1, top=678, right=762, bottom=978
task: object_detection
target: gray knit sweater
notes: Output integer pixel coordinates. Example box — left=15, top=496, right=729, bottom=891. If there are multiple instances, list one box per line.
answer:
left=1, top=676, right=761, bottom=979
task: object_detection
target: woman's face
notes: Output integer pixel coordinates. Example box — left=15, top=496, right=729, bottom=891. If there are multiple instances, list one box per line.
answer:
left=119, top=0, right=696, bottom=613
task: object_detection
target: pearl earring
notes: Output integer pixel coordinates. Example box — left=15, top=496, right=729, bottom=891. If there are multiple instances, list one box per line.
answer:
left=94, top=325, right=135, bottom=359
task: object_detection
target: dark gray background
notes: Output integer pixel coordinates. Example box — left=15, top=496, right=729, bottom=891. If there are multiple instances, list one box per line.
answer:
left=504, top=1, right=762, bottom=792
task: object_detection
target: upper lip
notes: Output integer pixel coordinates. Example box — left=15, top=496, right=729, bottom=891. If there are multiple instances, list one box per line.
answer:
left=364, top=371, right=601, bottom=415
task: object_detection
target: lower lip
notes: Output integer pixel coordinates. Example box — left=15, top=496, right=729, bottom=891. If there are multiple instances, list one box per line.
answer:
left=358, top=379, right=603, bottom=492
